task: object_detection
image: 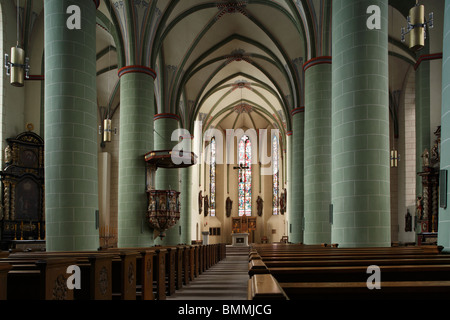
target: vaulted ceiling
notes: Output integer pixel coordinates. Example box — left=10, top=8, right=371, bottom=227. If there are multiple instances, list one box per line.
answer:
left=91, top=0, right=419, bottom=146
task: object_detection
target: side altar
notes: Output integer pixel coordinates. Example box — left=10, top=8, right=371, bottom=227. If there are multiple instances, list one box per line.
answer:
left=0, top=130, right=45, bottom=250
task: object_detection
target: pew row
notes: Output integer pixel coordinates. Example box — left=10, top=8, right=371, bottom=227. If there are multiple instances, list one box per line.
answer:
left=0, top=243, right=226, bottom=300
left=247, top=244, right=450, bottom=300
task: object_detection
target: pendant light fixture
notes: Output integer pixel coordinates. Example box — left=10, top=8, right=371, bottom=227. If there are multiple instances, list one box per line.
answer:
left=401, top=0, right=434, bottom=51
left=4, top=0, right=30, bottom=87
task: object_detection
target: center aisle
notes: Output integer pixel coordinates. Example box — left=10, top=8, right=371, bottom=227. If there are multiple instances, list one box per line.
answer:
left=166, top=246, right=250, bottom=300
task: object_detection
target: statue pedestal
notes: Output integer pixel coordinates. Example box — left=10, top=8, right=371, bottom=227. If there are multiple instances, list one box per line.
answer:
left=232, top=233, right=249, bottom=247
left=202, top=231, right=209, bottom=245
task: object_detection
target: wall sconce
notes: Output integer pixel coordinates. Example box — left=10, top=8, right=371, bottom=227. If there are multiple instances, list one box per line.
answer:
left=401, top=1, right=434, bottom=51
left=4, top=46, right=30, bottom=87
left=390, top=150, right=399, bottom=168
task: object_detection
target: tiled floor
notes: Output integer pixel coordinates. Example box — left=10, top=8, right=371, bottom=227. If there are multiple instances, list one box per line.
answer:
left=166, top=246, right=250, bottom=300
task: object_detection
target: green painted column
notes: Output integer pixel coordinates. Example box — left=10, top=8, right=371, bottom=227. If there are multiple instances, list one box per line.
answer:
left=117, top=66, right=156, bottom=247
left=438, top=0, right=450, bottom=252
left=44, top=0, right=100, bottom=251
left=289, top=107, right=305, bottom=243
left=415, top=48, right=431, bottom=196
left=303, top=58, right=332, bottom=244
left=286, top=131, right=292, bottom=239
left=153, top=113, right=180, bottom=245
left=331, top=0, right=390, bottom=247
left=180, top=164, right=193, bottom=244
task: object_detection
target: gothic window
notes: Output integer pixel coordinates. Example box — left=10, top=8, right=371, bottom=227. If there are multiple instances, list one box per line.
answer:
left=238, top=135, right=252, bottom=216
left=273, top=135, right=279, bottom=215
left=210, top=137, right=216, bottom=216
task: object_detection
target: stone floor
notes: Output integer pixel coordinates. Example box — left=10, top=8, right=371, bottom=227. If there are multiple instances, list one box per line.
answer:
left=166, top=245, right=250, bottom=300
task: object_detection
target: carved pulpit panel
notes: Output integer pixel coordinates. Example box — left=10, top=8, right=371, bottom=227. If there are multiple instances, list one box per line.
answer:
left=1, top=131, right=45, bottom=249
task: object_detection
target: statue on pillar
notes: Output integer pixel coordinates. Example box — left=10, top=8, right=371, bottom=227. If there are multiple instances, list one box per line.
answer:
left=421, top=149, right=430, bottom=168
left=204, top=195, right=209, bottom=217
left=226, top=197, right=233, bottom=217
left=198, top=191, right=203, bottom=215
left=257, top=196, right=263, bottom=217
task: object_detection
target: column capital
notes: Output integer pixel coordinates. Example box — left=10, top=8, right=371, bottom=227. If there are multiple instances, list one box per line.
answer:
left=291, top=106, right=305, bottom=117
left=154, top=113, right=181, bottom=122
left=303, top=56, right=332, bottom=72
left=118, top=65, right=157, bottom=79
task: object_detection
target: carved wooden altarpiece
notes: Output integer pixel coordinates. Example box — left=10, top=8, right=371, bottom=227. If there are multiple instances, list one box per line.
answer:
left=0, top=131, right=45, bottom=249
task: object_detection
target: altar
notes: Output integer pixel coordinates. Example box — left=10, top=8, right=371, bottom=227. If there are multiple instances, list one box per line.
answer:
left=231, top=233, right=249, bottom=247
left=231, top=217, right=255, bottom=246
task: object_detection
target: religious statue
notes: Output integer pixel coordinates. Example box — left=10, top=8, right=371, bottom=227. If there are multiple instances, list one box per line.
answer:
left=204, top=195, right=209, bottom=217
left=431, top=143, right=440, bottom=165
left=159, top=196, right=166, bottom=211
left=4, top=145, right=11, bottom=165
left=405, top=209, right=412, bottom=232
left=256, top=196, right=263, bottom=217
left=416, top=196, right=424, bottom=220
left=170, top=196, right=177, bottom=212
left=226, top=197, right=233, bottom=217
left=149, top=198, right=156, bottom=212
left=421, top=148, right=430, bottom=168
left=198, top=191, right=203, bottom=215
left=280, top=189, right=287, bottom=215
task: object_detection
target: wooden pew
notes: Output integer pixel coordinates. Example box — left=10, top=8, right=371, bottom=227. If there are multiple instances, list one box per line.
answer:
left=249, top=244, right=450, bottom=300
left=0, top=263, right=11, bottom=300
left=4, top=257, right=77, bottom=300
left=5, top=251, right=115, bottom=300
left=247, top=274, right=288, bottom=300
left=165, top=247, right=176, bottom=296
left=114, top=251, right=138, bottom=300
left=1, top=243, right=224, bottom=300
left=269, top=264, right=450, bottom=283
left=105, top=247, right=163, bottom=300
left=248, top=259, right=270, bottom=277
left=280, top=281, right=450, bottom=300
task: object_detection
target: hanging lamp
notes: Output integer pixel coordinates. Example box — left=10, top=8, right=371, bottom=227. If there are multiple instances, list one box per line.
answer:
left=4, top=0, right=30, bottom=87
left=401, top=0, right=434, bottom=51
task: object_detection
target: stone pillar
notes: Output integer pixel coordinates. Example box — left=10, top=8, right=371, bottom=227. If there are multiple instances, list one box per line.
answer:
left=289, top=107, right=305, bottom=243
left=303, top=57, right=332, bottom=244
left=286, top=131, right=292, bottom=240
left=117, top=66, right=156, bottom=247
left=331, top=0, right=390, bottom=247
left=44, top=0, right=100, bottom=251
left=415, top=49, right=431, bottom=196
left=438, top=0, right=450, bottom=252
left=180, top=164, right=193, bottom=244
left=153, top=113, right=180, bottom=245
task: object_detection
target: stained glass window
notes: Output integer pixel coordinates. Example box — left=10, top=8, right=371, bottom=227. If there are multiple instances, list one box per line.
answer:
left=238, top=135, right=252, bottom=216
left=273, top=135, right=279, bottom=215
left=210, top=137, right=216, bottom=216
